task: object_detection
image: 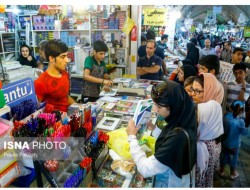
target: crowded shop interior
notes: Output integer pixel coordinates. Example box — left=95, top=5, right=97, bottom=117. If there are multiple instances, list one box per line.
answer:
left=0, top=4, right=250, bottom=188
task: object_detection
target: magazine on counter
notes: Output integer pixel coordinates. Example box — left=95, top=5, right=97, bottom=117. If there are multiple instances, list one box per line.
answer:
left=99, top=88, right=117, bottom=96
left=133, top=99, right=153, bottom=139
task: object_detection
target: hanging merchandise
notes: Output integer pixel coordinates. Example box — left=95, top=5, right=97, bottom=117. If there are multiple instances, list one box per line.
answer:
left=38, top=5, right=63, bottom=15
left=0, top=5, right=5, bottom=13
left=131, top=26, right=137, bottom=41
left=122, top=17, right=135, bottom=36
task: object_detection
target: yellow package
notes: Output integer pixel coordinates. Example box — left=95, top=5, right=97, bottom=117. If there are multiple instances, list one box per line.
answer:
left=107, top=128, right=156, bottom=159
left=122, top=17, right=135, bottom=35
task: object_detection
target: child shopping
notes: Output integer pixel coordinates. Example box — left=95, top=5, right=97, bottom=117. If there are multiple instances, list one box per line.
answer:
left=219, top=100, right=248, bottom=180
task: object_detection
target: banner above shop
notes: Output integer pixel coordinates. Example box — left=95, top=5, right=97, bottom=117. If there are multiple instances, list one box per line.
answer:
left=213, top=6, right=222, bottom=14
left=38, top=5, right=62, bottom=15
left=244, top=26, right=250, bottom=38
left=143, top=8, right=166, bottom=26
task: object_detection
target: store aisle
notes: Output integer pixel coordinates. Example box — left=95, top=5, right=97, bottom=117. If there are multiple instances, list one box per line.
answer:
left=214, top=132, right=250, bottom=187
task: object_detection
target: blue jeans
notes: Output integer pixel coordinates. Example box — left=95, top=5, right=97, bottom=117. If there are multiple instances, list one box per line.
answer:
left=154, top=171, right=169, bottom=187
left=221, top=147, right=239, bottom=171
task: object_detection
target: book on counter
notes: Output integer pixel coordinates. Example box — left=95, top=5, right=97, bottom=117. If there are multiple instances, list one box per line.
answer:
left=99, top=88, right=117, bottom=96
left=133, top=99, right=153, bottom=140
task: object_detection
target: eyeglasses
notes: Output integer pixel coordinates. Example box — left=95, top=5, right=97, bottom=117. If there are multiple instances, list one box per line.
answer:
left=190, top=87, right=204, bottom=95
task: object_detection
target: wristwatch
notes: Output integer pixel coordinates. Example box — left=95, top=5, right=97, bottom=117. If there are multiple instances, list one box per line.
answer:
left=128, top=135, right=137, bottom=142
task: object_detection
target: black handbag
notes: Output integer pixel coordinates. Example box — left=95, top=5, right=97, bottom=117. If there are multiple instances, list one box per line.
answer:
left=173, top=127, right=193, bottom=188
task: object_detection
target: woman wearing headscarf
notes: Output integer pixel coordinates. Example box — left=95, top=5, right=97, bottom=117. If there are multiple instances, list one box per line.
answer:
left=18, top=44, right=37, bottom=68
left=186, top=42, right=200, bottom=66
left=127, top=80, right=197, bottom=187
left=169, top=62, right=197, bottom=85
left=191, top=73, right=224, bottom=187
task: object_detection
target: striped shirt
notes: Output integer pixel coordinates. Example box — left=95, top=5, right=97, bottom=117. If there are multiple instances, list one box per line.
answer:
left=226, top=80, right=250, bottom=118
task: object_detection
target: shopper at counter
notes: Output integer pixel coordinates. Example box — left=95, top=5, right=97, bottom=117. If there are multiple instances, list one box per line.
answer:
left=138, top=29, right=167, bottom=77
left=198, top=55, right=227, bottom=115
left=34, top=39, right=75, bottom=112
left=191, top=73, right=224, bottom=187
left=169, top=64, right=197, bottom=86
left=82, top=40, right=113, bottom=102
left=127, top=80, right=197, bottom=187
left=157, top=34, right=176, bottom=55
left=136, top=40, right=162, bottom=80
left=18, top=44, right=37, bottom=68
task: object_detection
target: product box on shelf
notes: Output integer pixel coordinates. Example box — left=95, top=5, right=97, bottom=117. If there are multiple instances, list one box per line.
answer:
left=96, top=155, right=126, bottom=187
left=0, top=149, right=17, bottom=174
left=0, top=162, right=20, bottom=187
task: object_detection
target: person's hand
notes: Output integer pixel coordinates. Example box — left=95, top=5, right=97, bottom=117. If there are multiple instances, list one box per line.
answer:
left=242, top=80, right=246, bottom=88
left=103, top=79, right=113, bottom=86
left=103, top=85, right=111, bottom=92
left=126, top=119, right=139, bottom=136
left=36, top=70, right=43, bottom=77
left=147, top=120, right=156, bottom=131
left=172, top=67, right=179, bottom=74
left=27, top=56, right=33, bottom=61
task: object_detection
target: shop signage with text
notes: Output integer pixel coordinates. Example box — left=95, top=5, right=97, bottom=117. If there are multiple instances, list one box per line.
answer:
left=144, top=8, right=166, bottom=26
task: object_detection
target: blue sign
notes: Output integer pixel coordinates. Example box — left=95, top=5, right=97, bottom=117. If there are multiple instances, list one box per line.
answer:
left=2, top=78, right=37, bottom=108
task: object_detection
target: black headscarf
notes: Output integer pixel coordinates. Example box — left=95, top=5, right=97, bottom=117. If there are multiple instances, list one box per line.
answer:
left=183, top=64, right=197, bottom=81
left=182, top=58, right=198, bottom=73
left=18, top=45, right=37, bottom=68
left=186, top=42, right=199, bottom=65
left=151, top=80, right=197, bottom=178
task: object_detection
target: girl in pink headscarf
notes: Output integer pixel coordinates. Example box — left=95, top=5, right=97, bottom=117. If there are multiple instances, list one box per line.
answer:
left=191, top=73, right=224, bottom=187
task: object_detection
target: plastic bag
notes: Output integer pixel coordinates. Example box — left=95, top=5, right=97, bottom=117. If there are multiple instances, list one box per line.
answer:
left=122, top=17, right=135, bottom=35
left=107, top=128, right=156, bottom=159
left=111, top=160, right=135, bottom=179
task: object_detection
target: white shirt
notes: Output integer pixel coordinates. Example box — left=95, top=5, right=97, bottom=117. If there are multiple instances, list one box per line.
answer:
left=129, top=127, right=194, bottom=187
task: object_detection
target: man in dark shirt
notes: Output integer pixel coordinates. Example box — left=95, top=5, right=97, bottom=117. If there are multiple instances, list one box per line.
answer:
left=157, top=34, right=176, bottom=55
left=138, top=30, right=166, bottom=78
left=137, top=40, right=162, bottom=80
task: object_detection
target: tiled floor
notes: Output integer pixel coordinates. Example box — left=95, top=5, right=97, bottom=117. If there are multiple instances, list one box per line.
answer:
left=214, top=133, right=250, bottom=187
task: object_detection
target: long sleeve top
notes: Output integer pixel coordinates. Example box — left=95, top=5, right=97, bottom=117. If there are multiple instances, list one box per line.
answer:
left=223, top=112, right=248, bottom=148
left=129, top=127, right=193, bottom=187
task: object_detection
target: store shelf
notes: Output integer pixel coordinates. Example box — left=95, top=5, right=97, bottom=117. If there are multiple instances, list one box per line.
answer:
left=60, top=29, right=89, bottom=31
left=0, top=32, right=15, bottom=34
left=91, top=29, right=122, bottom=32
left=0, top=51, right=17, bottom=54
left=0, top=106, right=11, bottom=117
left=32, top=30, right=59, bottom=32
